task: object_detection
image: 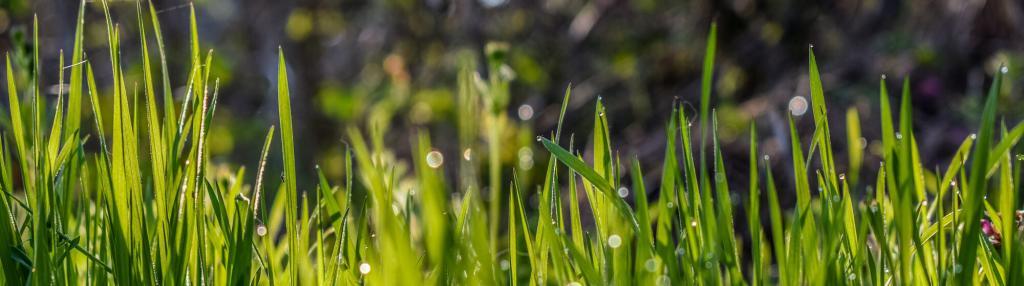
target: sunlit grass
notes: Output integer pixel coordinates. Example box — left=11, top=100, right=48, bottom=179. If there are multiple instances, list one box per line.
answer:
left=1, top=1, right=1023, bottom=285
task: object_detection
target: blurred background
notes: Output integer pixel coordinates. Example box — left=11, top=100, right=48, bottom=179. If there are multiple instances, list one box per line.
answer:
left=4, top=0, right=1024, bottom=211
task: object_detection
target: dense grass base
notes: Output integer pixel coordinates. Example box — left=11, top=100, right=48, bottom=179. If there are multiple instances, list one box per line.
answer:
left=1, top=2, right=1023, bottom=285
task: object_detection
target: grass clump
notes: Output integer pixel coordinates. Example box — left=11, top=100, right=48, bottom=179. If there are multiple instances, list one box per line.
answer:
left=1, top=1, right=1024, bottom=285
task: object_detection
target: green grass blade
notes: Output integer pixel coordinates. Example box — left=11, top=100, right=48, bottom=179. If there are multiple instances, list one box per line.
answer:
left=956, top=66, right=1003, bottom=285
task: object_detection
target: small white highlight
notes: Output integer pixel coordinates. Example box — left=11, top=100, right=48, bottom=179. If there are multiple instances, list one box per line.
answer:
left=617, top=187, right=629, bottom=198
left=359, top=262, right=372, bottom=274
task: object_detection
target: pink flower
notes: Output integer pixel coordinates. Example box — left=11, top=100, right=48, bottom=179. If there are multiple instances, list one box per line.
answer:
left=981, top=219, right=1002, bottom=247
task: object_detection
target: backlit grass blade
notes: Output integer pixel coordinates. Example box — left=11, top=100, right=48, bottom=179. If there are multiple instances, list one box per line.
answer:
left=956, top=66, right=1003, bottom=285
left=846, top=108, right=862, bottom=186
left=64, top=0, right=86, bottom=140
left=747, top=123, right=764, bottom=285
left=276, top=48, right=302, bottom=285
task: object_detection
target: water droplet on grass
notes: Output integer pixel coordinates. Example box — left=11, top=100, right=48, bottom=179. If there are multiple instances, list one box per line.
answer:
left=617, top=187, right=629, bottom=198
left=426, top=150, right=444, bottom=168
left=359, top=262, right=372, bottom=274
left=607, top=234, right=622, bottom=248
left=788, top=96, right=809, bottom=116
left=1001, top=66, right=1009, bottom=74
left=500, top=259, right=510, bottom=270
left=256, top=224, right=268, bottom=237
left=463, top=148, right=472, bottom=161
left=970, top=133, right=977, bottom=139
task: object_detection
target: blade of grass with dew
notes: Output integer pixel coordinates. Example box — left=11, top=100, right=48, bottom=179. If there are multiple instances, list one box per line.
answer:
left=698, top=22, right=717, bottom=204
left=747, top=123, right=764, bottom=285
left=763, top=154, right=787, bottom=284
left=413, top=132, right=452, bottom=282
left=711, top=111, right=742, bottom=284
left=630, top=157, right=654, bottom=283
left=276, top=48, right=302, bottom=285
left=956, top=66, right=1002, bottom=285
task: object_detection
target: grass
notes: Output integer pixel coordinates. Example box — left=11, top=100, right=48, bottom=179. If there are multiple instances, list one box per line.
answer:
left=2, top=1, right=1024, bottom=285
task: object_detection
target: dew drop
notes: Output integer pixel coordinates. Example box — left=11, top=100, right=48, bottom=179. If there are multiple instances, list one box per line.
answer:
left=953, top=263, right=962, bottom=274
left=881, top=74, right=887, bottom=80
left=675, top=248, right=685, bottom=257
left=832, top=195, right=840, bottom=203
left=788, top=96, right=809, bottom=116
left=838, top=173, right=846, bottom=181
left=617, top=186, right=629, bottom=198
left=359, top=262, right=372, bottom=274
left=763, top=155, right=770, bottom=161
left=426, top=150, right=444, bottom=168
left=970, top=133, right=977, bottom=140
left=691, top=220, right=698, bottom=227
left=809, top=44, right=815, bottom=49
left=1001, top=66, right=1009, bottom=74
left=606, top=235, right=622, bottom=249
left=500, top=259, right=510, bottom=271
left=666, top=202, right=675, bottom=209
left=895, top=132, right=903, bottom=140
left=536, top=136, right=543, bottom=142
left=256, top=224, right=268, bottom=237
left=607, top=234, right=622, bottom=248
left=463, top=148, right=472, bottom=161
left=848, top=273, right=856, bottom=281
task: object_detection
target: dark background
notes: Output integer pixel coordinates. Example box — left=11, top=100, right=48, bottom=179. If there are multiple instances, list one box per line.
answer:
left=4, top=0, right=1024, bottom=215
